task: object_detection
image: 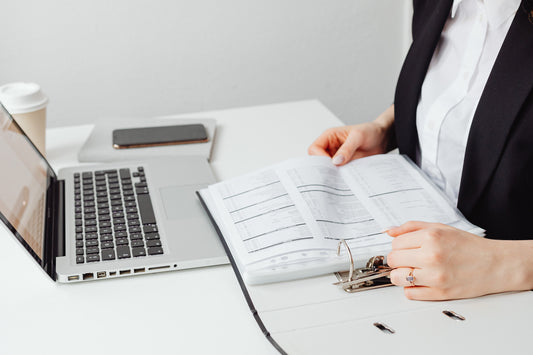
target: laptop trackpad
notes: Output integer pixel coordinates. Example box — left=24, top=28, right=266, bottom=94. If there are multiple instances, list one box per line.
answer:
left=159, top=185, right=204, bottom=220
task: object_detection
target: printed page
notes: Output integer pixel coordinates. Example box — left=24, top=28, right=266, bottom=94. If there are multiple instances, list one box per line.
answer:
left=208, top=163, right=319, bottom=269
left=284, top=162, right=392, bottom=255
left=207, top=156, right=393, bottom=275
left=339, top=155, right=483, bottom=234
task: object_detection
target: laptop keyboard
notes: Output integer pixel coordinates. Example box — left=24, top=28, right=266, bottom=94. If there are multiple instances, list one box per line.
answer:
left=73, top=167, right=164, bottom=264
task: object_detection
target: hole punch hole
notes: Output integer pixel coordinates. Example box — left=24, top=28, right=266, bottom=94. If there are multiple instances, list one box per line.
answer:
left=373, top=322, right=395, bottom=334
left=443, top=310, right=466, bottom=321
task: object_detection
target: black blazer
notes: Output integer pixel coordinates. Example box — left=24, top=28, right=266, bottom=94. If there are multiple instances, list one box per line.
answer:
left=394, top=0, right=533, bottom=239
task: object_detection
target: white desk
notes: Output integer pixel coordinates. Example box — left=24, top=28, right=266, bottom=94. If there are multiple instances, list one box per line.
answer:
left=0, top=100, right=343, bottom=355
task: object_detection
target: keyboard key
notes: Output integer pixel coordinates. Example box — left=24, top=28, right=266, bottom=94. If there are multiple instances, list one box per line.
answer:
left=147, top=247, right=164, bottom=255
left=136, top=187, right=149, bottom=195
left=85, top=226, right=97, bottom=233
left=129, top=226, right=141, bottom=233
left=113, top=218, right=126, bottom=225
left=99, top=214, right=111, bottom=221
left=146, top=239, right=162, bottom=248
left=116, top=238, right=129, bottom=245
left=132, top=247, right=146, bottom=257
left=99, top=221, right=111, bottom=228
left=102, top=249, right=116, bottom=261
left=137, top=194, right=156, bottom=225
left=124, top=195, right=136, bottom=202
left=128, top=219, right=140, bottom=226
left=100, top=227, right=112, bottom=235
left=76, top=233, right=83, bottom=240
left=76, top=248, right=84, bottom=255
left=76, top=256, right=84, bottom=264
left=86, top=240, right=98, bottom=247
left=145, top=233, right=160, bottom=240
left=98, top=208, right=110, bottom=215
left=127, top=213, right=139, bottom=220
left=87, top=254, right=100, bottom=262
left=86, top=247, right=99, bottom=254
left=119, top=168, right=131, bottom=179
left=131, top=240, right=144, bottom=248
left=101, top=241, right=114, bottom=249
left=130, top=233, right=143, bottom=240
left=114, top=224, right=127, bottom=232
left=116, top=246, right=131, bottom=259
left=111, top=199, right=123, bottom=206
left=100, top=234, right=113, bottom=242
left=135, top=182, right=147, bottom=188
left=82, top=172, right=92, bottom=179
left=85, top=233, right=98, bottom=240
left=143, top=225, right=158, bottom=233
left=76, top=240, right=83, bottom=247
left=116, top=231, right=128, bottom=239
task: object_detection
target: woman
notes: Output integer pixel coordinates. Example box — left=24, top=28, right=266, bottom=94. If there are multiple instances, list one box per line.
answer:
left=309, top=0, right=533, bottom=300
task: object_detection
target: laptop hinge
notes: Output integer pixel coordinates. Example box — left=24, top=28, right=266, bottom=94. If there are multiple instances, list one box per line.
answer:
left=43, top=178, right=65, bottom=281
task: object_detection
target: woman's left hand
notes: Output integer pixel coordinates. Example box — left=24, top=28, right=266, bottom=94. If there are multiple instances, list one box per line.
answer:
left=386, top=221, right=523, bottom=300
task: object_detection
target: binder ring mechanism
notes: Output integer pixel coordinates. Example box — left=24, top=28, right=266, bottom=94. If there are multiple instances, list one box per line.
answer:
left=333, top=239, right=393, bottom=293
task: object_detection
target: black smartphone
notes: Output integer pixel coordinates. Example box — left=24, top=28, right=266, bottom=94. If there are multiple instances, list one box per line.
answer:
left=112, top=124, right=208, bottom=149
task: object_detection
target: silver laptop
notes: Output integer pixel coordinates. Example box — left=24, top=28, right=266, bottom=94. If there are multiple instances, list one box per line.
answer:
left=0, top=101, right=228, bottom=282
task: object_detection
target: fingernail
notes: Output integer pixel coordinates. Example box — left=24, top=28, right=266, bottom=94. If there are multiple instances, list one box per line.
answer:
left=382, top=226, right=399, bottom=234
left=332, top=155, right=345, bottom=165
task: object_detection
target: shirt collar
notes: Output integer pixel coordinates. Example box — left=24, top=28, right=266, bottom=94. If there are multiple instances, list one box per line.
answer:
left=451, top=0, right=521, bottom=28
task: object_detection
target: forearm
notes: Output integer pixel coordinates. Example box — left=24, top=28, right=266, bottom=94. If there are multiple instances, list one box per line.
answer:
left=374, top=104, right=396, bottom=152
left=491, top=239, right=533, bottom=293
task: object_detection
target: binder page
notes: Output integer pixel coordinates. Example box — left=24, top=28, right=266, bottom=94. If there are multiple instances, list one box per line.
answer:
left=283, top=161, right=392, bottom=255
left=207, top=156, right=392, bottom=279
left=207, top=162, right=321, bottom=270
left=339, top=155, right=483, bottom=235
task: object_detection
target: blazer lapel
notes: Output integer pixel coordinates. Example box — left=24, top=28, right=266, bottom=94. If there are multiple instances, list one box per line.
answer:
left=395, top=0, right=453, bottom=161
left=458, top=10, right=533, bottom=216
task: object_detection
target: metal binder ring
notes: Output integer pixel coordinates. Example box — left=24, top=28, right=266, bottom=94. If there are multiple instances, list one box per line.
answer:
left=406, top=268, right=416, bottom=287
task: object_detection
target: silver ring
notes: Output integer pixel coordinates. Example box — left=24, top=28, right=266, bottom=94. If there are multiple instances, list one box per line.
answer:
left=406, top=269, right=415, bottom=287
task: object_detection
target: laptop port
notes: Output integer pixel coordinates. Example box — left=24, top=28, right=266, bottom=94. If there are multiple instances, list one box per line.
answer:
left=148, top=265, right=170, bottom=271
left=134, top=268, right=145, bottom=273
left=109, top=271, right=116, bottom=276
left=68, top=275, right=79, bottom=281
left=82, top=273, right=94, bottom=280
left=119, top=269, right=131, bottom=275
left=97, top=272, right=106, bottom=278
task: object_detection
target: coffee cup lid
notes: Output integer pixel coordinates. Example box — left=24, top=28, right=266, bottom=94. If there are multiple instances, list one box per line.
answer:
left=0, top=82, right=49, bottom=114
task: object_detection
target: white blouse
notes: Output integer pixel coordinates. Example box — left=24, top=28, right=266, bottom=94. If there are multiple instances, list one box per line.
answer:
left=415, top=0, right=520, bottom=205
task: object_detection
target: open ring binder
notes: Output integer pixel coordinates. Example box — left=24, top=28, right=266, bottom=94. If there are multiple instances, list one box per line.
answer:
left=333, top=240, right=393, bottom=292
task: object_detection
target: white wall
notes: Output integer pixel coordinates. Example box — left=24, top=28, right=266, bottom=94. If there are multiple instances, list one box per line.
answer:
left=0, top=0, right=410, bottom=127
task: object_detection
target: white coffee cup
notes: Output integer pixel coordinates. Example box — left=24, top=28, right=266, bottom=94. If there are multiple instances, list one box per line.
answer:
left=0, top=82, right=49, bottom=155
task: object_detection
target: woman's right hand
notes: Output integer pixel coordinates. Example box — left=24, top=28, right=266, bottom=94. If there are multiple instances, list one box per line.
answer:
left=308, top=105, right=395, bottom=166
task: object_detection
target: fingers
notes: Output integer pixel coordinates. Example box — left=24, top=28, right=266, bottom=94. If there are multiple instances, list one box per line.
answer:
left=331, top=130, right=364, bottom=166
left=390, top=267, right=427, bottom=287
left=390, top=230, right=424, bottom=250
left=386, top=248, right=423, bottom=269
left=387, top=221, right=434, bottom=237
left=308, top=131, right=335, bottom=157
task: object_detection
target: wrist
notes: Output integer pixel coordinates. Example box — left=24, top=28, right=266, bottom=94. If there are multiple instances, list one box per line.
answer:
left=492, top=239, right=533, bottom=292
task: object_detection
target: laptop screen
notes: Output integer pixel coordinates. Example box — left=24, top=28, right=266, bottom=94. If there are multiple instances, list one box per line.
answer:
left=0, top=102, right=53, bottom=262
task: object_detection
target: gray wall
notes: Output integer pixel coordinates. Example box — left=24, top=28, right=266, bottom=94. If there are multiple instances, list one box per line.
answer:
left=0, top=0, right=410, bottom=127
